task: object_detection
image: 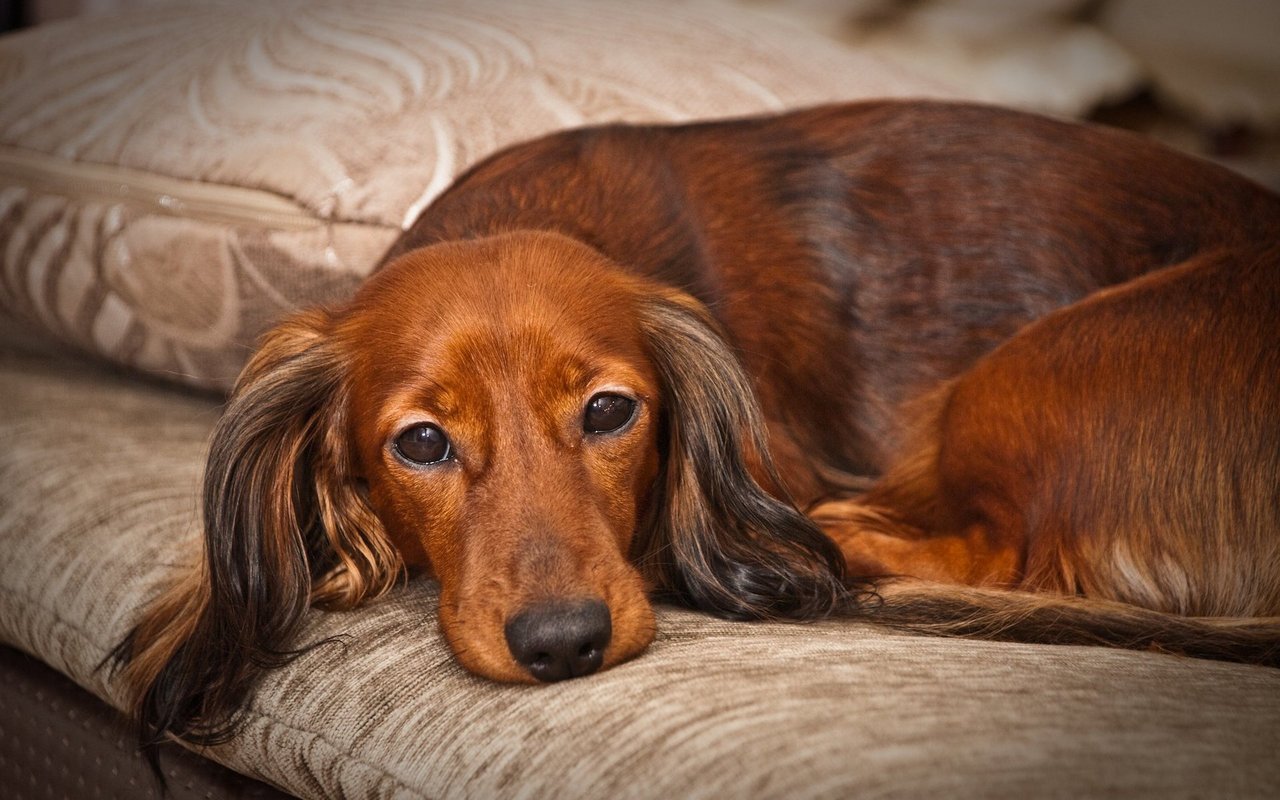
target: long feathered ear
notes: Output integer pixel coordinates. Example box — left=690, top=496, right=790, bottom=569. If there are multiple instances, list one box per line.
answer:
left=632, top=289, right=850, bottom=620
left=109, top=308, right=402, bottom=755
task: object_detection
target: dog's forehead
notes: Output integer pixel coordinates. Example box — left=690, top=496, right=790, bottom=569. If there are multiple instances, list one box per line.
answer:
left=359, top=233, right=637, bottom=324
left=343, top=233, right=657, bottom=421
left=351, top=235, right=644, bottom=356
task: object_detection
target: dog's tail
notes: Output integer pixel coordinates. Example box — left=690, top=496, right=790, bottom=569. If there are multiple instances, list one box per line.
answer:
left=853, top=580, right=1280, bottom=667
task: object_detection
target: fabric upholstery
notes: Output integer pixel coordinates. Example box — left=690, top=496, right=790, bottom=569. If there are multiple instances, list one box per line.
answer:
left=2, top=343, right=1278, bottom=798
left=0, top=0, right=953, bottom=391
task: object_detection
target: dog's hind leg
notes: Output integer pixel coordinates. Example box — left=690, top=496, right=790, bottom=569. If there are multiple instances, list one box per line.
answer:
left=815, top=247, right=1280, bottom=616
left=808, top=472, right=1023, bottom=588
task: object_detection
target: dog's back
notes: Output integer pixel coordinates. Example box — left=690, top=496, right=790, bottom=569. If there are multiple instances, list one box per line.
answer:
left=390, top=101, right=1280, bottom=499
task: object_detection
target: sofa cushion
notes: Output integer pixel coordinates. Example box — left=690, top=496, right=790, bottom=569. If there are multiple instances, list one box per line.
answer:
left=2, top=343, right=1279, bottom=798
left=0, top=0, right=953, bottom=391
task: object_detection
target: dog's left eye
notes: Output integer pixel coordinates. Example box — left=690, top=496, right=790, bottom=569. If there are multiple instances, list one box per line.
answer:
left=394, top=423, right=453, bottom=465
left=584, top=393, right=637, bottom=434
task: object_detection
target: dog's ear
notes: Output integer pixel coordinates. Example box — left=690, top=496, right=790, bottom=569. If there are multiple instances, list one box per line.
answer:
left=632, top=289, right=848, bottom=620
left=208, top=308, right=403, bottom=611
left=113, top=309, right=402, bottom=753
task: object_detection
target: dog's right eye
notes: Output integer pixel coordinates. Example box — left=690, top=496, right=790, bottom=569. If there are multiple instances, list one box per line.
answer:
left=394, top=424, right=452, bottom=465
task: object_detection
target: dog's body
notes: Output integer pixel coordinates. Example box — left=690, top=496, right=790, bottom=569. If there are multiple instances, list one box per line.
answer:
left=114, top=101, right=1280, bottom=750
left=389, top=101, right=1279, bottom=503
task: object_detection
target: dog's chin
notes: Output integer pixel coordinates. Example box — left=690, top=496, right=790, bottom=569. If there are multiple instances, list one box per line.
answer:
left=600, top=600, right=658, bottom=673
left=597, top=568, right=659, bottom=672
left=436, top=596, right=537, bottom=683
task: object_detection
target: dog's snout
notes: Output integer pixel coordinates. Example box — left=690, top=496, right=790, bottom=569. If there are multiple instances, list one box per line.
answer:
left=504, top=599, right=611, bottom=682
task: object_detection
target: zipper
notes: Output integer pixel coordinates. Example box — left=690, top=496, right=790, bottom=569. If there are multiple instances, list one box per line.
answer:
left=0, top=145, right=330, bottom=231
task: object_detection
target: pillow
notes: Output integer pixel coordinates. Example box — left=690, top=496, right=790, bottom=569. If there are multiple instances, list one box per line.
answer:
left=0, top=0, right=954, bottom=390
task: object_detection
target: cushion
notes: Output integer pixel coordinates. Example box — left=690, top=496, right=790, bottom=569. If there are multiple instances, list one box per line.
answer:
left=0, top=0, right=954, bottom=391
left=2, top=343, right=1279, bottom=798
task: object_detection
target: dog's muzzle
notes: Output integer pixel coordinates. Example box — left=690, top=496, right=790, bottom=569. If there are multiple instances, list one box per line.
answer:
left=503, top=599, right=612, bottom=682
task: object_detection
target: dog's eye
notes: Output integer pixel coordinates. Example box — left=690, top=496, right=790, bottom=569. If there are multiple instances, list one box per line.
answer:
left=394, top=424, right=452, bottom=465
left=584, top=393, right=637, bottom=434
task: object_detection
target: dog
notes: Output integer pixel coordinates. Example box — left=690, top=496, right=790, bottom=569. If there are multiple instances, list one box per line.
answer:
left=112, top=101, right=1280, bottom=752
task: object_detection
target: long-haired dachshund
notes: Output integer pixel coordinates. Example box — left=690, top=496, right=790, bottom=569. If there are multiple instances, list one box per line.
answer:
left=112, top=101, right=1280, bottom=751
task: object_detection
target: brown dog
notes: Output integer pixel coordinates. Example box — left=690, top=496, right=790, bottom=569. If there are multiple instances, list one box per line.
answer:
left=113, top=101, right=1280, bottom=751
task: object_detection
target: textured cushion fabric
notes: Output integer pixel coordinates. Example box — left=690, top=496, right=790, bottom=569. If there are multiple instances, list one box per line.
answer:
left=2, top=345, right=1279, bottom=798
left=0, top=0, right=954, bottom=391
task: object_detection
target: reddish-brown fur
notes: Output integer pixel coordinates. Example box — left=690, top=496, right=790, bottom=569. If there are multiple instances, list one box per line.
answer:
left=113, top=101, right=1280, bottom=752
left=816, top=245, right=1280, bottom=614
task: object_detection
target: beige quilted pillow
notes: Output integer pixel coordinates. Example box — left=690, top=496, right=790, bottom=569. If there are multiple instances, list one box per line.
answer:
left=0, top=0, right=952, bottom=390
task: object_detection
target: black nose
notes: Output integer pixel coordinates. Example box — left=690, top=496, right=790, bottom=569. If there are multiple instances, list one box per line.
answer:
left=504, top=599, right=612, bottom=682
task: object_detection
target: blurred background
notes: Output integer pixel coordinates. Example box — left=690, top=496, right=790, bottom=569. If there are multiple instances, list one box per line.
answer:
left=746, top=0, right=1280, bottom=188
left=4, top=0, right=1279, bottom=188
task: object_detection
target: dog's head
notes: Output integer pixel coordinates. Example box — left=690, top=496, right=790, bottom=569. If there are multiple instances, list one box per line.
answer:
left=200, top=231, right=843, bottom=686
